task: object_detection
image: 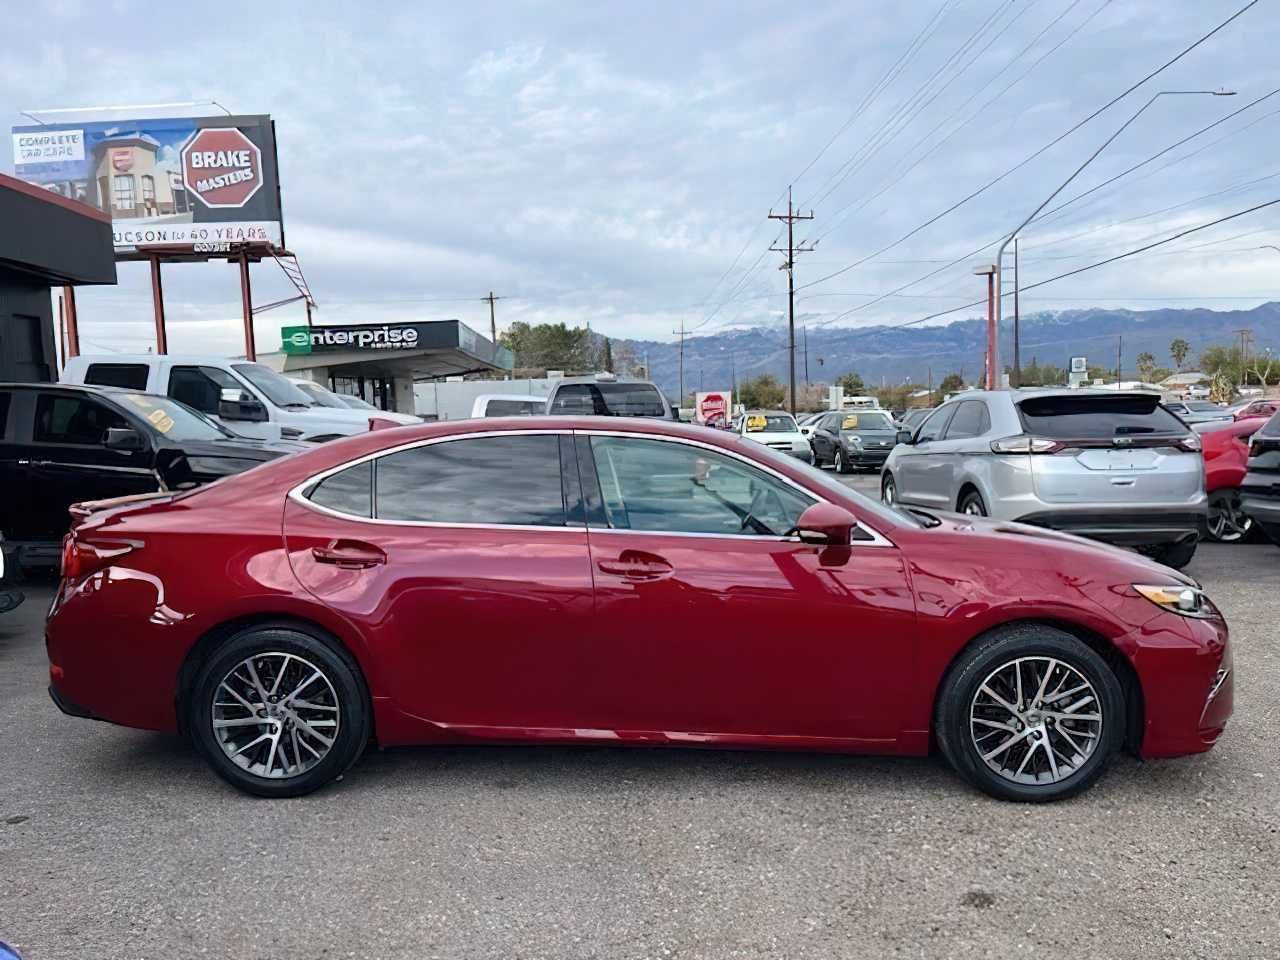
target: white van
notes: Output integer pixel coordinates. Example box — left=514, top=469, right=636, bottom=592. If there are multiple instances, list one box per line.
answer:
left=62, top=355, right=374, bottom=442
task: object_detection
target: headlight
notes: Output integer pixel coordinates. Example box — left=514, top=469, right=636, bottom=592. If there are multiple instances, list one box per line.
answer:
left=1133, top=583, right=1221, bottom=619
left=843, top=433, right=863, bottom=447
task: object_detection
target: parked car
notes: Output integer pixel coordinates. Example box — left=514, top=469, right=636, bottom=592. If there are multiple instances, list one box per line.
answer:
left=47, top=415, right=1232, bottom=802
left=0, top=534, right=23, bottom=616
left=797, top=411, right=826, bottom=440
left=1165, top=399, right=1232, bottom=425
left=881, top=390, right=1206, bottom=569
left=809, top=408, right=899, bottom=473
left=1232, top=398, right=1279, bottom=422
left=287, top=377, right=419, bottom=426
left=1198, top=419, right=1261, bottom=543
left=735, top=409, right=812, bottom=462
left=0, top=382, right=306, bottom=566
left=471, top=394, right=547, bottom=418
left=897, top=407, right=934, bottom=433
left=63, top=355, right=376, bottom=442
left=544, top=374, right=672, bottom=418
left=1241, top=410, right=1280, bottom=546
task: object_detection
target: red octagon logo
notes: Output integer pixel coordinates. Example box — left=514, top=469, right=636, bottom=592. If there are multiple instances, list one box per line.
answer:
left=180, top=127, right=263, bottom=209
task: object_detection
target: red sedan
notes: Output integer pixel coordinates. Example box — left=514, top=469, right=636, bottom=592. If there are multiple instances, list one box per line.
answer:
left=46, top=417, right=1232, bottom=802
left=1200, top=418, right=1265, bottom=542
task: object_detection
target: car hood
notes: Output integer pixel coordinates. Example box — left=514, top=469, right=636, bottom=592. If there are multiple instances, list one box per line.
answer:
left=175, top=437, right=311, bottom=460
left=744, top=431, right=806, bottom=442
left=910, top=509, right=1198, bottom=585
left=845, top=429, right=898, bottom=439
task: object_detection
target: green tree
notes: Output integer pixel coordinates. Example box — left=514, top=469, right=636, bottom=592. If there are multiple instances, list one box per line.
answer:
left=1170, top=338, right=1191, bottom=371
left=498, top=322, right=595, bottom=372
left=602, top=338, right=614, bottom=373
left=1199, top=343, right=1244, bottom=384
left=737, top=373, right=786, bottom=409
left=836, top=371, right=865, bottom=394
left=937, top=372, right=965, bottom=397
left=1136, top=351, right=1157, bottom=383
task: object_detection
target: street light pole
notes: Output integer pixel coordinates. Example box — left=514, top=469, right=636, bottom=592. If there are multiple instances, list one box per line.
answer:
left=991, top=88, right=1234, bottom=388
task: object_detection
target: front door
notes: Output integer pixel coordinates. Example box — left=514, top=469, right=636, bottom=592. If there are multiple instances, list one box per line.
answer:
left=895, top=404, right=956, bottom=509
left=577, top=432, right=916, bottom=743
left=24, top=391, right=159, bottom=542
left=284, top=432, right=597, bottom=732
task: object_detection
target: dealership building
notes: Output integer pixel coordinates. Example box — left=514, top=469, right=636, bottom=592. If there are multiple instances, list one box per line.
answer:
left=259, top=320, right=514, bottom=412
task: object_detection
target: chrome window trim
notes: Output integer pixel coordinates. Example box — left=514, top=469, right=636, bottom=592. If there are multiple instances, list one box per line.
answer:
left=287, top=427, right=897, bottom=548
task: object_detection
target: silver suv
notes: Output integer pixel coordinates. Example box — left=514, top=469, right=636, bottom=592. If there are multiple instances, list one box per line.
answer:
left=880, top=389, right=1206, bottom=568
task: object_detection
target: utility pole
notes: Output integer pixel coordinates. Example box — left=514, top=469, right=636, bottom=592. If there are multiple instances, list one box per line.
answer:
left=928, top=365, right=933, bottom=402
left=802, top=322, right=810, bottom=386
left=769, top=186, right=815, bottom=415
left=1234, top=327, right=1252, bottom=390
left=1012, top=238, right=1021, bottom=388
left=1116, top=335, right=1123, bottom=388
left=672, top=318, right=686, bottom=407
left=483, top=292, right=503, bottom=346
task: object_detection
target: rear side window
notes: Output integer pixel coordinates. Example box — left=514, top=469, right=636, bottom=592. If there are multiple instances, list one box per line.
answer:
left=169, top=366, right=243, bottom=415
left=308, top=461, right=373, bottom=518
left=84, top=363, right=149, bottom=390
left=484, top=399, right=542, bottom=416
left=549, top=383, right=666, bottom=417
left=943, top=401, right=990, bottom=440
left=1018, top=395, right=1186, bottom=438
left=375, top=434, right=566, bottom=526
left=35, top=394, right=127, bottom=444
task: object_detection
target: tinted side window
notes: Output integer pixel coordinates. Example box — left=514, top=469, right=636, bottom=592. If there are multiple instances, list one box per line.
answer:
left=169, top=366, right=241, bottom=414
left=84, top=363, right=150, bottom=390
left=916, top=405, right=956, bottom=443
left=375, top=434, right=565, bottom=526
left=588, top=436, right=813, bottom=536
left=35, top=394, right=127, bottom=445
left=944, top=401, right=989, bottom=440
left=0, top=391, right=10, bottom=440
left=308, top=461, right=372, bottom=518
left=821, top=413, right=843, bottom=432
left=549, top=383, right=666, bottom=416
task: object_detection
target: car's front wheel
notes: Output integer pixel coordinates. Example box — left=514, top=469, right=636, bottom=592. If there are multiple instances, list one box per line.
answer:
left=833, top=448, right=850, bottom=474
left=189, top=624, right=371, bottom=798
left=881, top=473, right=897, bottom=504
left=935, top=624, right=1125, bottom=802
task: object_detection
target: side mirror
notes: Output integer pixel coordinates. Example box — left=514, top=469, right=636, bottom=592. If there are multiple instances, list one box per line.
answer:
left=896, top=429, right=915, bottom=445
left=218, top=388, right=268, bottom=423
left=792, top=501, right=857, bottom=546
left=103, top=427, right=145, bottom=451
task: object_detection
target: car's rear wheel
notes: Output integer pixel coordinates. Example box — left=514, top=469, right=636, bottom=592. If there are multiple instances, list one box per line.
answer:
left=958, top=489, right=987, bottom=516
left=1204, top=489, right=1253, bottom=543
left=189, top=624, right=370, bottom=798
left=1139, top=538, right=1198, bottom=570
left=935, top=624, right=1124, bottom=803
left=881, top=473, right=897, bottom=504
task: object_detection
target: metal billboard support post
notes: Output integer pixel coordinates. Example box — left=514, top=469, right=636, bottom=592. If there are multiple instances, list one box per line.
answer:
left=62, top=285, right=80, bottom=358
left=149, top=255, right=168, bottom=354
left=238, top=250, right=256, bottom=361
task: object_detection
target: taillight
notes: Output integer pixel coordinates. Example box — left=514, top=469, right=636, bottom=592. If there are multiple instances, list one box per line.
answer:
left=60, top=535, right=138, bottom=580
left=1177, top=433, right=1201, bottom=452
left=990, top=435, right=1063, bottom=454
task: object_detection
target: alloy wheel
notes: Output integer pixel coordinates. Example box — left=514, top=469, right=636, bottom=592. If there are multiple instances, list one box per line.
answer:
left=1206, top=489, right=1253, bottom=543
left=883, top=478, right=896, bottom=504
left=834, top=450, right=844, bottom=473
left=969, top=656, right=1102, bottom=786
left=212, top=652, right=341, bottom=780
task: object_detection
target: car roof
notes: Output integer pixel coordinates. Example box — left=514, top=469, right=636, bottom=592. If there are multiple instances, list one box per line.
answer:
left=0, top=380, right=133, bottom=395
left=745, top=409, right=793, bottom=416
left=551, top=375, right=659, bottom=386
left=476, top=393, right=545, bottom=402
left=66, top=353, right=255, bottom=365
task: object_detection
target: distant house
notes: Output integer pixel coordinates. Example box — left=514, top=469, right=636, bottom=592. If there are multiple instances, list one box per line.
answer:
left=89, top=134, right=185, bottom=219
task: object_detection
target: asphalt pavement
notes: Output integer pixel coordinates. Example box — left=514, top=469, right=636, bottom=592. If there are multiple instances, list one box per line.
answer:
left=1, top=472, right=1277, bottom=959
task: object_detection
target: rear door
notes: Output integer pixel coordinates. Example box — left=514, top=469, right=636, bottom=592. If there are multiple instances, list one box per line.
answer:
left=0, top=389, right=27, bottom=540
left=1017, top=393, right=1201, bottom=506
left=895, top=404, right=956, bottom=508
left=25, top=391, right=160, bottom=541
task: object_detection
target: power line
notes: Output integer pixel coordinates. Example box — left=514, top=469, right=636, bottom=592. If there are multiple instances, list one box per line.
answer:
left=769, top=188, right=816, bottom=413
left=794, top=0, right=1262, bottom=295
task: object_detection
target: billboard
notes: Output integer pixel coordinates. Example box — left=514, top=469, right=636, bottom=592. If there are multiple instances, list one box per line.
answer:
left=695, top=391, right=732, bottom=426
left=11, top=114, right=283, bottom=256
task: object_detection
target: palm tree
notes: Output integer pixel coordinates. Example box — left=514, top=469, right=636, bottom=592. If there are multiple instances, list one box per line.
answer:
left=1170, top=338, right=1190, bottom=372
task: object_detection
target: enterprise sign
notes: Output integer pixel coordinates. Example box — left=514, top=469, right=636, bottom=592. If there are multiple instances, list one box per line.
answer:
left=283, top=324, right=421, bottom=355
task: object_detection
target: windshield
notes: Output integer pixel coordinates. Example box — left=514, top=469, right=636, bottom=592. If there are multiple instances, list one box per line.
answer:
left=744, top=413, right=798, bottom=433
left=841, top=411, right=894, bottom=431
left=338, top=394, right=377, bottom=410
left=1018, top=394, right=1186, bottom=438
left=292, top=380, right=348, bottom=409
left=116, top=392, right=232, bottom=442
left=1185, top=401, right=1221, bottom=412
left=232, top=363, right=314, bottom=408
left=548, top=382, right=667, bottom=417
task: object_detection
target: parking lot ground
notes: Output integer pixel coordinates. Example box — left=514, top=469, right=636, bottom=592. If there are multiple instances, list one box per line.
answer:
left=2, top=493, right=1278, bottom=958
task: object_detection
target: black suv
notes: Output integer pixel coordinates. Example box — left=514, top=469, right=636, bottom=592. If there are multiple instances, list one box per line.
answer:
left=0, top=383, right=306, bottom=566
left=1241, top=410, right=1280, bottom=546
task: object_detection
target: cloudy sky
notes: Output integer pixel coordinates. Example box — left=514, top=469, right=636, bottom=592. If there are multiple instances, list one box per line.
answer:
left=5, top=0, right=1280, bottom=357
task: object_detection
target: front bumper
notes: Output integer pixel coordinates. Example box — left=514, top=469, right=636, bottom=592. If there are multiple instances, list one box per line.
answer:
left=1013, top=508, right=1205, bottom=547
left=845, top=447, right=891, bottom=467
left=1134, top=614, right=1232, bottom=758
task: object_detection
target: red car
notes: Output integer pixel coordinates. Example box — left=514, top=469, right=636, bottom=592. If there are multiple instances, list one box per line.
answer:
left=1234, top=399, right=1278, bottom=421
left=1200, top=418, right=1266, bottom=542
left=46, top=417, right=1232, bottom=803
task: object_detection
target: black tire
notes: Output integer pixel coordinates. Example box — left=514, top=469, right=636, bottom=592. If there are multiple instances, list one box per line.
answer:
left=188, top=623, right=371, bottom=798
left=1202, top=489, right=1254, bottom=544
left=833, top=447, right=850, bottom=474
left=935, top=624, right=1125, bottom=803
left=881, top=473, right=897, bottom=505
left=1259, top=521, right=1280, bottom=547
left=1140, top=538, right=1198, bottom=570
left=958, top=489, right=987, bottom=517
